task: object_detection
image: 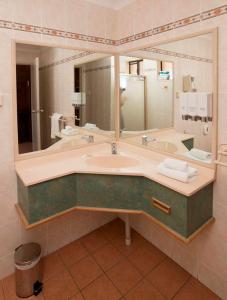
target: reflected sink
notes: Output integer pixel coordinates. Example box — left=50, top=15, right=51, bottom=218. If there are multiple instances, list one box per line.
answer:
left=86, top=155, right=139, bottom=168
left=150, top=141, right=177, bottom=153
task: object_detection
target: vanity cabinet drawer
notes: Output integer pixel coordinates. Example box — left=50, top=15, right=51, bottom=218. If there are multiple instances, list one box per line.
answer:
left=182, top=138, right=194, bottom=150
left=141, top=178, right=213, bottom=238
left=77, top=174, right=143, bottom=211
left=142, top=178, right=188, bottom=237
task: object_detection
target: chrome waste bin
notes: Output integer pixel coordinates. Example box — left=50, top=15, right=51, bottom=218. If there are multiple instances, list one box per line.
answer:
left=14, top=242, right=43, bottom=298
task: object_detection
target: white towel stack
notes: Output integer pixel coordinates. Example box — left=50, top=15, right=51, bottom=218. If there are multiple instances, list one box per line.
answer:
left=157, top=158, right=198, bottom=183
left=51, top=113, right=63, bottom=139
left=84, top=123, right=98, bottom=130
left=189, top=148, right=211, bottom=161
left=61, top=126, right=78, bottom=136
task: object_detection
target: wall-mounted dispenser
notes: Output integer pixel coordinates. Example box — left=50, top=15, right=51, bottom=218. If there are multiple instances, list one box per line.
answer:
left=71, top=92, right=86, bottom=106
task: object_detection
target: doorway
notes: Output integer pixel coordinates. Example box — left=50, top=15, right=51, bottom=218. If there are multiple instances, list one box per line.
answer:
left=16, top=65, right=33, bottom=154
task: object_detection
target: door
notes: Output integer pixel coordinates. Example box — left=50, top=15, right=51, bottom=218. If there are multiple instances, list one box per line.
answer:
left=16, top=65, right=32, bottom=151
left=31, top=57, right=42, bottom=151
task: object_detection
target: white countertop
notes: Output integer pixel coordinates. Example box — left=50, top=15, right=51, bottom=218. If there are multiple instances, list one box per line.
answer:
left=123, top=128, right=194, bottom=154
left=15, top=142, right=215, bottom=196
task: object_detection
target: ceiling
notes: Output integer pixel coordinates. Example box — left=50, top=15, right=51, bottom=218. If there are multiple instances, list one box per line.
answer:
left=86, top=0, right=136, bottom=10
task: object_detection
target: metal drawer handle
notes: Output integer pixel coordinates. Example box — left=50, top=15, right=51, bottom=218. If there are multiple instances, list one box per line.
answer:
left=152, top=197, right=171, bottom=215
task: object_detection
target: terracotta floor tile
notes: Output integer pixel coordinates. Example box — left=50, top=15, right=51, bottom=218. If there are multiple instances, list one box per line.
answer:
left=2, top=274, right=44, bottom=300
left=128, top=244, right=166, bottom=275
left=82, top=274, right=121, bottom=300
left=146, top=258, right=191, bottom=299
left=125, top=279, right=165, bottom=300
left=100, top=218, right=126, bottom=240
left=81, top=229, right=108, bottom=253
left=43, top=269, right=78, bottom=300
left=0, top=281, right=4, bottom=300
left=173, top=277, right=221, bottom=300
left=93, top=243, right=124, bottom=271
left=57, top=240, right=88, bottom=268
left=69, top=256, right=103, bottom=289
left=110, top=231, right=147, bottom=257
left=70, top=292, right=85, bottom=300
left=106, top=258, right=142, bottom=295
left=41, top=252, right=66, bottom=282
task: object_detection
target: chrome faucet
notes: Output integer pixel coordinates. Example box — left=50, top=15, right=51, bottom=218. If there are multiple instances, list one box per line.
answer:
left=111, top=142, right=117, bottom=154
left=142, top=135, right=156, bottom=146
left=81, top=135, right=94, bottom=143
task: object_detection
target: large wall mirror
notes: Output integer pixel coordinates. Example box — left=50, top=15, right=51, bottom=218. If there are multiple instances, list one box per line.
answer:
left=119, top=29, right=217, bottom=166
left=14, top=43, right=115, bottom=156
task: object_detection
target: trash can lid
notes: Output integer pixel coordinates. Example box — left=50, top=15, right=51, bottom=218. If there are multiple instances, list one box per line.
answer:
left=14, top=243, right=41, bottom=266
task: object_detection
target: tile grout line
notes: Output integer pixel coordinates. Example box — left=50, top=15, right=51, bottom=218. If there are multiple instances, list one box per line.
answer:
left=170, top=275, right=192, bottom=300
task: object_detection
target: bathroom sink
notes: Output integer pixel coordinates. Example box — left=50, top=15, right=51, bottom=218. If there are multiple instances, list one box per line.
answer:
left=150, top=141, right=177, bottom=153
left=86, top=155, right=139, bottom=168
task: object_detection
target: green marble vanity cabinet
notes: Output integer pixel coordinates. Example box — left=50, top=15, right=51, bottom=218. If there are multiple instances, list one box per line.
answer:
left=182, top=138, right=194, bottom=150
left=17, top=173, right=213, bottom=239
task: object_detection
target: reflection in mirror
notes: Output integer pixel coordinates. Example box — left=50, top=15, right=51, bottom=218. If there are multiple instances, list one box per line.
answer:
left=16, top=44, right=115, bottom=154
left=120, top=32, right=215, bottom=164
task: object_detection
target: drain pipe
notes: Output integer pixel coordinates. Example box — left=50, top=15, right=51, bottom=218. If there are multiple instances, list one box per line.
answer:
left=125, top=214, right=131, bottom=246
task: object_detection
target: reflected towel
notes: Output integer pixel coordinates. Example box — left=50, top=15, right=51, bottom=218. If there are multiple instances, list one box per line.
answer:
left=163, top=158, right=188, bottom=172
left=61, top=126, right=78, bottom=136
left=51, top=113, right=62, bottom=139
left=189, top=148, right=211, bottom=161
left=84, top=123, right=98, bottom=130
left=157, top=163, right=197, bottom=183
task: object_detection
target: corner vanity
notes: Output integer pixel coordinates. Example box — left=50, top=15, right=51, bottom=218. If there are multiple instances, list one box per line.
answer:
left=13, top=28, right=218, bottom=244
left=15, top=142, right=215, bottom=243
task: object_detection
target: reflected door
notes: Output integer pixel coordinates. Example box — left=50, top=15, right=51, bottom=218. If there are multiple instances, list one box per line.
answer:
left=16, top=65, right=32, bottom=151
left=147, top=80, right=173, bottom=130
left=120, top=74, right=145, bottom=131
left=31, top=57, right=42, bottom=151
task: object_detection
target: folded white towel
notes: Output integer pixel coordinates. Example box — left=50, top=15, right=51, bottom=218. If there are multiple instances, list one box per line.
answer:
left=51, top=113, right=62, bottom=139
left=157, top=163, right=197, bottom=183
left=61, top=126, right=78, bottom=136
left=163, top=158, right=189, bottom=172
left=189, top=148, right=211, bottom=161
left=188, top=166, right=198, bottom=177
left=84, top=123, right=96, bottom=129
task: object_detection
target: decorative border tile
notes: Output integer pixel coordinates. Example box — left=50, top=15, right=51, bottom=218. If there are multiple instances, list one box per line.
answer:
left=83, top=65, right=113, bottom=73
left=39, top=51, right=94, bottom=70
left=142, top=47, right=213, bottom=63
left=0, top=5, right=226, bottom=46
